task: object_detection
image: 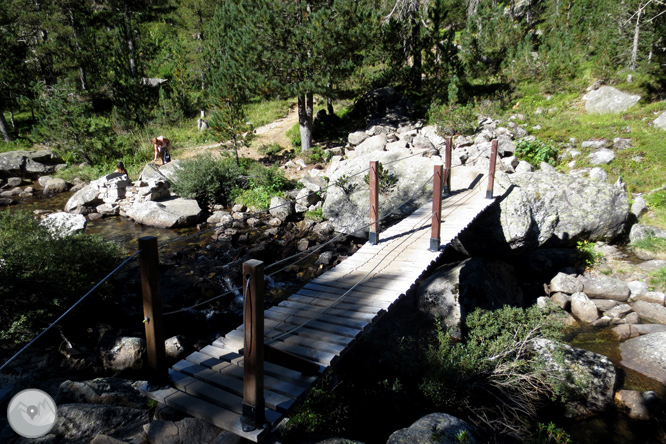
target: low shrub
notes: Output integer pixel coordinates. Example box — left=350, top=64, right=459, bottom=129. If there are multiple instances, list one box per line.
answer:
left=575, top=240, right=604, bottom=269
left=515, top=138, right=558, bottom=168
left=420, top=305, right=570, bottom=438
left=232, top=162, right=295, bottom=210
left=0, top=210, right=122, bottom=345
left=171, top=154, right=243, bottom=209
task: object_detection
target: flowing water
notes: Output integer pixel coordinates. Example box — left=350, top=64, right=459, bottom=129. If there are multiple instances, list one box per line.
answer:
left=6, top=186, right=666, bottom=442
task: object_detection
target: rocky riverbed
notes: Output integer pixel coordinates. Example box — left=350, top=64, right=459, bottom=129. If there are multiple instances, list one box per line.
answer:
left=2, top=86, right=666, bottom=443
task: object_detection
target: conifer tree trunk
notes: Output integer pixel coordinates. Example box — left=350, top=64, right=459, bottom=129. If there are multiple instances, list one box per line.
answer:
left=630, top=4, right=643, bottom=71
left=298, top=93, right=314, bottom=152
left=0, top=110, right=12, bottom=142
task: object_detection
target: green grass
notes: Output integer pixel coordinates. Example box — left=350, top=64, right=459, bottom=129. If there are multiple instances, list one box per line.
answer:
left=0, top=110, right=37, bottom=153
left=245, top=97, right=294, bottom=128
left=649, top=267, right=666, bottom=292
left=632, top=236, right=666, bottom=255
left=505, top=84, right=666, bottom=197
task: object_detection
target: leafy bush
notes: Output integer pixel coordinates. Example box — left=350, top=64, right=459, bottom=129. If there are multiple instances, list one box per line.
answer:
left=304, top=208, right=325, bottom=222
left=31, top=82, right=120, bottom=166
left=515, top=139, right=558, bottom=168
left=171, top=154, right=243, bottom=209
left=304, top=146, right=332, bottom=165
left=0, top=211, right=122, bottom=344
left=364, top=163, right=397, bottom=194
left=258, top=143, right=284, bottom=158
left=575, top=240, right=603, bottom=269
left=420, top=305, right=570, bottom=438
left=232, top=162, right=295, bottom=210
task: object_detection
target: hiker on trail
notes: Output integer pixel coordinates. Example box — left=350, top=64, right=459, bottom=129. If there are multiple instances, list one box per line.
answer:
left=152, top=136, right=171, bottom=165
left=115, top=161, right=127, bottom=174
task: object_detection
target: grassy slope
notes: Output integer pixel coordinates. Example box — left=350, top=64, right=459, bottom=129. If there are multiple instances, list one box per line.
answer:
left=502, top=80, right=666, bottom=230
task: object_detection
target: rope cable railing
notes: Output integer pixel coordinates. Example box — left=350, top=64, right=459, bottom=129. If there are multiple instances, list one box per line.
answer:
left=265, top=206, right=436, bottom=345
left=262, top=172, right=439, bottom=342
left=262, top=171, right=493, bottom=342
left=163, top=169, right=439, bottom=316
left=154, top=138, right=494, bottom=316
left=0, top=251, right=141, bottom=373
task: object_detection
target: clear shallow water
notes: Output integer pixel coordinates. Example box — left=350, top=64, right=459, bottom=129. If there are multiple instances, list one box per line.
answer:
left=7, top=183, right=201, bottom=253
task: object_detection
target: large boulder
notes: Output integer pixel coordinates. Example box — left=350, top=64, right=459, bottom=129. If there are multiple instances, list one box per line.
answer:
left=532, top=339, right=616, bottom=417
left=269, top=196, right=294, bottom=221
left=157, top=160, right=183, bottom=183
left=417, top=258, right=525, bottom=328
left=354, top=134, right=386, bottom=156
left=631, top=300, right=666, bottom=325
left=51, top=404, right=148, bottom=442
left=453, top=171, right=629, bottom=255
left=56, top=378, right=147, bottom=410
left=571, top=292, right=599, bottom=324
left=39, top=212, right=87, bottom=238
left=583, top=86, right=641, bottom=114
left=42, top=177, right=69, bottom=195
left=579, top=275, right=630, bottom=301
left=125, top=197, right=202, bottom=228
left=620, top=332, right=666, bottom=384
left=0, top=150, right=65, bottom=179
left=323, top=150, right=484, bottom=235
left=629, top=224, right=666, bottom=244
left=146, top=418, right=222, bottom=444
left=387, top=413, right=478, bottom=444
left=98, top=337, right=146, bottom=372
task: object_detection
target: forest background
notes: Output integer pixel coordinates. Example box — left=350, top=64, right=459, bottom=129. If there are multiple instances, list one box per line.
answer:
left=1, top=0, right=665, bottom=174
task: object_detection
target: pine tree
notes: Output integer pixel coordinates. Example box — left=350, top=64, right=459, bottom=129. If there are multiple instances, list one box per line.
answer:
left=204, top=0, right=259, bottom=163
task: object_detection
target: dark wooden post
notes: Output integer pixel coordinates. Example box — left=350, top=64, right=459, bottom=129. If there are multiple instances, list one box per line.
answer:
left=487, top=139, right=498, bottom=199
left=430, top=164, right=443, bottom=251
left=241, top=260, right=265, bottom=432
left=139, top=236, right=167, bottom=389
left=369, top=160, right=379, bottom=245
left=443, top=137, right=452, bottom=195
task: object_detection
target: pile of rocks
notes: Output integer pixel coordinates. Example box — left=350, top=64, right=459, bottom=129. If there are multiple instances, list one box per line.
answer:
left=63, top=162, right=202, bottom=229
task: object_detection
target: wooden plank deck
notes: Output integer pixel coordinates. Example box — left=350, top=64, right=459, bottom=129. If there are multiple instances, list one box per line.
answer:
left=141, top=187, right=494, bottom=441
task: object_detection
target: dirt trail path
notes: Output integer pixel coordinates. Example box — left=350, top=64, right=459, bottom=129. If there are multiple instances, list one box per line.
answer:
left=176, top=105, right=298, bottom=161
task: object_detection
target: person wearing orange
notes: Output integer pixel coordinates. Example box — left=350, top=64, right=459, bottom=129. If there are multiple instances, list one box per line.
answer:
left=152, top=136, right=171, bottom=165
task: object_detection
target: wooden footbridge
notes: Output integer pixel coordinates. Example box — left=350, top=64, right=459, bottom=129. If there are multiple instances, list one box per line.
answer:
left=140, top=140, right=500, bottom=441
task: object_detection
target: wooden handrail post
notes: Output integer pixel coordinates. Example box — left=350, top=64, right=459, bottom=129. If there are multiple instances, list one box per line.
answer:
left=241, top=259, right=265, bottom=432
left=369, top=160, right=379, bottom=245
left=430, top=164, right=444, bottom=251
left=139, top=236, right=167, bottom=390
left=487, top=139, right=498, bottom=199
left=444, top=137, right=452, bottom=196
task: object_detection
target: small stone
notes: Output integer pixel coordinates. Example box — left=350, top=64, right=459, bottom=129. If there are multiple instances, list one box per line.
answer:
left=571, top=292, right=599, bottom=324
left=615, top=390, right=651, bottom=420
left=550, top=272, right=583, bottom=294
left=612, top=324, right=640, bottom=341
left=624, top=312, right=641, bottom=324
left=297, top=238, right=309, bottom=252
left=550, top=292, right=571, bottom=310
